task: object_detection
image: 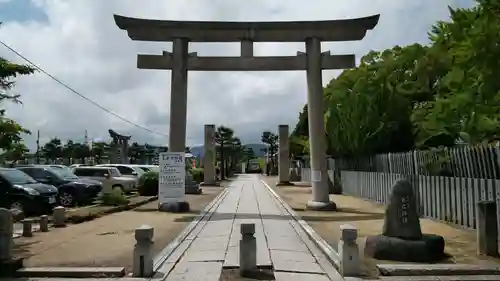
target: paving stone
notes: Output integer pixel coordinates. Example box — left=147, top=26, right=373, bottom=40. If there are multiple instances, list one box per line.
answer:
left=189, top=236, right=229, bottom=251
left=223, top=245, right=271, bottom=267
left=165, top=261, right=222, bottom=281
left=270, top=249, right=316, bottom=263
left=267, top=235, right=310, bottom=252
left=164, top=240, right=192, bottom=264
left=182, top=248, right=226, bottom=262
left=274, top=272, right=331, bottom=281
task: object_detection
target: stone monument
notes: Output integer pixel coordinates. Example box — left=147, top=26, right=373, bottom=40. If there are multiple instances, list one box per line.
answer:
left=364, top=179, right=446, bottom=262
left=108, top=129, right=131, bottom=164
left=113, top=14, right=379, bottom=211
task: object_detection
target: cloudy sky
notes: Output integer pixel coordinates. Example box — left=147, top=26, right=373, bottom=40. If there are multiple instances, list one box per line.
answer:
left=0, top=0, right=474, bottom=150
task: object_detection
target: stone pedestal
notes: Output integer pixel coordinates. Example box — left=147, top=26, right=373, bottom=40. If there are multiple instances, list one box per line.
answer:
left=201, top=124, right=217, bottom=186
left=240, top=223, right=257, bottom=277
left=52, top=206, right=66, bottom=228
left=133, top=225, right=154, bottom=277
left=276, top=125, right=291, bottom=186
left=338, top=224, right=360, bottom=276
left=21, top=219, right=33, bottom=237
left=40, top=215, right=49, bottom=232
left=365, top=179, right=445, bottom=262
left=477, top=201, right=499, bottom=256
left=305, top=37, right=335, bottom=211
left=0, top=208, right=23, bottom=277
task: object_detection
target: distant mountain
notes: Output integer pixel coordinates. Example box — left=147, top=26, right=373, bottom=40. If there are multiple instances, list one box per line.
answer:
left=189, top=143, right=267, bottom=159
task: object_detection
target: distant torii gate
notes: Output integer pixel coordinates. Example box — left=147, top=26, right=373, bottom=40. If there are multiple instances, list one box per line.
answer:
left=114, top=14, right=379, bottom=211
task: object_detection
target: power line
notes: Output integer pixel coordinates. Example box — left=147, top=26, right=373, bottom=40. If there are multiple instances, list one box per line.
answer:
left=0, top=39, right=168, bottom=137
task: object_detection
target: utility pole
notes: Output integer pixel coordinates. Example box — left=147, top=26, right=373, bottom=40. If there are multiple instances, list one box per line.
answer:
left=35, top=130, right=40, bottom=164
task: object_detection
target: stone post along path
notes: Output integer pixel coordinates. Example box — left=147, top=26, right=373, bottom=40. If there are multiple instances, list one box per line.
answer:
left=154, top=174, right=342, bottom=281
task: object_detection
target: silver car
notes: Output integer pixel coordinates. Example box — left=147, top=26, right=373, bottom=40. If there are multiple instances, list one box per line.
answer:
left=72, top=166, right=136, bottom=193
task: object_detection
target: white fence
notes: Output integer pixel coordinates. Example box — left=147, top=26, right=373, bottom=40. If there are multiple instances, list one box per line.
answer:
left=301, top=168, right=500, bottom=231
left=300, top=168, right=334, bottom=183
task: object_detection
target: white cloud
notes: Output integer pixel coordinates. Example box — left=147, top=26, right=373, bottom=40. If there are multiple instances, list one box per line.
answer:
left=0, top=0, right=474, bottom=150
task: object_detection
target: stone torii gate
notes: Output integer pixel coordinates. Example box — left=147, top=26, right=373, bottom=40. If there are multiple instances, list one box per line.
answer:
left=114, top=14, right=379, bottom=211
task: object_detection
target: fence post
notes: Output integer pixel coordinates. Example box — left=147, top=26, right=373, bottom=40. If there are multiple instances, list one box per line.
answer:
left=388, top=152, right=393, bottom=174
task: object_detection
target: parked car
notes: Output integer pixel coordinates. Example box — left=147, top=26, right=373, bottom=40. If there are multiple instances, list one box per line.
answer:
left=17, top=166, right=103, bottom=207
left=72, top=166, right=137, bottom=193
left=129, top=165, right=159, bottom=173
left=69, top=164, right=87, bottom=168
left=0, top=168, right=58, bottom=214
left=96, top=164, right=145, bottom=181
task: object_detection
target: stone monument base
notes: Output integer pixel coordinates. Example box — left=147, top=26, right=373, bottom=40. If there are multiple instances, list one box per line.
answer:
left=306, top=200, right=337, bottom=211
left=365, top=234, right=445, bottom=262
left=276, top=181, right=293, bottom=187
left=0, top=258, right=23, bottom=277
left=158, top=202, right=190, bottom=213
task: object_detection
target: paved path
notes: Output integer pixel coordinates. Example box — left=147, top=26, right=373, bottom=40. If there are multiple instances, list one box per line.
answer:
left=155, top=174, right=342, bottom=281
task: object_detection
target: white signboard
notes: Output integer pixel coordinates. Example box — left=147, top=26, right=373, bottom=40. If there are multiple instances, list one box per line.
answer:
left=159, top=152, right=185, bottom=204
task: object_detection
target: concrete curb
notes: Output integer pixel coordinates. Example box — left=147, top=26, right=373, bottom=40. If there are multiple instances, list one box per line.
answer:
left=12, top=196, right=158, bottom=239
left=65, top=196, right=158, bottom=224
left=15, top=266, right=126, bottom=278
left=151, top=187, right=230, bottom=273
left=260, top=180, right=342, bottom=268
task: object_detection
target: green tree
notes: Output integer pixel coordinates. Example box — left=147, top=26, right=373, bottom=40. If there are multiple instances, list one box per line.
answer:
left=413, top=2, right=500, bottom=145
left=261, top=131, right=278, bottom=173
left=62, top=140, right=75, bottom=163
left=3, top=142, right=29, bottom=163
left=0, top=40, right=35, bottom=153
left=72, top=142, right=91, bottom=163
left=215, top=126, right=235, bottom=179
left=242, top=146, right=255, bottom=166
left=42, top=138, right=63, bottom=162
left=91, top=141, right=109, bottom=164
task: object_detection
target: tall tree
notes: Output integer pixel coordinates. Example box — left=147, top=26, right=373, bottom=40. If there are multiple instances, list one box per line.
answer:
left=42, top=138, right=63, bottom=162
left=91, top=141, right=109, bottom=164
left=0, top=33, right=35, bottom=153
left=261, top=131, right=278, bottom=173
left=215, top=126, right=235, bottom=179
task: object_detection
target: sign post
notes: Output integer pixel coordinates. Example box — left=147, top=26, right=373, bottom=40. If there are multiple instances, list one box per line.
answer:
left=159, top=152, right=185, bottom=207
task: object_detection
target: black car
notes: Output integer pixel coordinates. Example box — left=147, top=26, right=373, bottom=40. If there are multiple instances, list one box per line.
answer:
left=0, top=168, right=58, bottom=215
left=17, top=166, right=103, bottom=207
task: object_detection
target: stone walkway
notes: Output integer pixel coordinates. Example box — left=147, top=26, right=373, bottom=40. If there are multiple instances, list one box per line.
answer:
left=155, top=174, right=342, bottom=281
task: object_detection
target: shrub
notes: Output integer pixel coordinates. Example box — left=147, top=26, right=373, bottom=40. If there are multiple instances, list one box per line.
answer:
left=137, top=171, right=159, bottom=196
left=190, top=168, right=204, bottom=183
left=100, top=188, right=129, bottom=206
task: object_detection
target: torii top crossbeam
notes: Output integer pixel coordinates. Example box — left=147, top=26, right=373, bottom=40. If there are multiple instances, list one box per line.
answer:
left=113, top=14, right=380, bottom=42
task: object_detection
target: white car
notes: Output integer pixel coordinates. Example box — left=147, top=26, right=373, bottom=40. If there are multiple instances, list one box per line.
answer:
left=96, top=164, right=145, bottom=181
left=129, top=165, right=159, bottom=173
left=72, top=166, right=136, bottom=193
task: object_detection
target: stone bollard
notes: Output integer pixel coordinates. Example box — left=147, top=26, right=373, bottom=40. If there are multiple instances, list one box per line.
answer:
left=338, top=224, right=360, bottom=276
left=0, top=208, right=13, bottom=262
left=21, top=219, right=33, bottom=237
left=239, top=223, right=257, bottom=277
left=39, top=215, right=49, bottom=232
left=52, top=206, right=66, bottom=228
left=133, top=225, right=154, bottom=277
left=477, top=201, right=499, bottom=256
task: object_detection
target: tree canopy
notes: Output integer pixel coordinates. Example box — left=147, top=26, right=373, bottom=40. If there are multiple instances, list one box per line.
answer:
left=0, top=36, right=35, bottom=160
left=290, top=0, right=500, bottom=158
